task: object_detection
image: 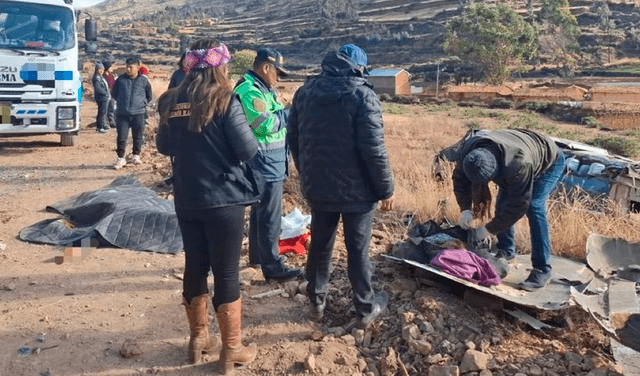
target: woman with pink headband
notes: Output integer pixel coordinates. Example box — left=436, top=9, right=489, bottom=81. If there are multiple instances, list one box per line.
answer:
left=157, top=39, right=263, bottom=374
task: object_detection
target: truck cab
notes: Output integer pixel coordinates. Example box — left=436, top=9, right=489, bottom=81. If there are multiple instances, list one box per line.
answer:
left=0, top=0, right=82, bottom=146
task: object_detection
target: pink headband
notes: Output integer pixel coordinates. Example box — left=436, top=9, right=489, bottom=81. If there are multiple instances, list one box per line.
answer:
left=184, top=44, right=231, bottom=71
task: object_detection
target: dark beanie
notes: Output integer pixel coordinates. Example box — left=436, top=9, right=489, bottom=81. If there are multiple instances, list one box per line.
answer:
left=102, top=60, right=112, bottom=71
left=462, top=148, right=498, bottom=182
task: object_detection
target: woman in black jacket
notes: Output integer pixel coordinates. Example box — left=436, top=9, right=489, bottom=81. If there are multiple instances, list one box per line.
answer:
left=157, top=39, right=263, bottom=373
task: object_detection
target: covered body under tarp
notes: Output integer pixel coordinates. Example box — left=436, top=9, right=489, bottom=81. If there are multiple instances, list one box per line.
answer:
left=19, top=176, right=183, bottom=254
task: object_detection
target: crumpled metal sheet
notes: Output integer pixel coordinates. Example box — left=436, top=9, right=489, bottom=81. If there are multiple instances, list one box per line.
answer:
left=503, top=308, right=555, bottom=330
left=385, top=253, right=594, bottom=310
left=572, top=234, right=640, bottom=363
left=586, top=234, right=640, bottom=278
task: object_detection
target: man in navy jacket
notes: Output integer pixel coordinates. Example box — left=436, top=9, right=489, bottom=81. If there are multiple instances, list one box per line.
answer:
left=288, top=44, right=394, bottom=329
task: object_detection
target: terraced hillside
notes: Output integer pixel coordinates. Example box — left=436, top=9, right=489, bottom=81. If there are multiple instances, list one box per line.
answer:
left=86, top=0, right=640, bottom=70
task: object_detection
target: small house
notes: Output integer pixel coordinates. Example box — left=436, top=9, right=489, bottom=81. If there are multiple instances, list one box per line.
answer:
left=367, top=68, right=411, bottom=96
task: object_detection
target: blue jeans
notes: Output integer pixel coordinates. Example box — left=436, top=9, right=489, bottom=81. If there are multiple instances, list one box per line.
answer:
left=306, top=208, right=377, bottom=318
left=496, top=151, right=565, bottom=272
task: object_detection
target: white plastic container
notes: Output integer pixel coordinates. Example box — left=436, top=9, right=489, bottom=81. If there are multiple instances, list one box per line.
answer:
left=565, top=157, right=579, bottom=172
left=588, top=163, right=606, bottom=176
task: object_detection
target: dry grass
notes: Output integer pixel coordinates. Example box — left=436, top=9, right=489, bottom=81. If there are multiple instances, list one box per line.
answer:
left=148, top=77, right=170, bottom=102
left=383, top=103, right=640, bottom=262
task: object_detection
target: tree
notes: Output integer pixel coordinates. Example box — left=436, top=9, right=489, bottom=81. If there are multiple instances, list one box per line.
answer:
left=443, top=4, right=537, bottom=85
left=537, top=0, right=580, bottom=69
left=595, top=1, right=616, bottom=63
left=230, top=50, right=256, bottom=78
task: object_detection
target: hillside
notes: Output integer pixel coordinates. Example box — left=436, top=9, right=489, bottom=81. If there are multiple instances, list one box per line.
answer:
left=84, top=0, right=640, bottom=72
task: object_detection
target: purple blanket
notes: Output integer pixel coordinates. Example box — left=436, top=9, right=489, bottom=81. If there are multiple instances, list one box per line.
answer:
left=431, top=249, right=501, bottom=286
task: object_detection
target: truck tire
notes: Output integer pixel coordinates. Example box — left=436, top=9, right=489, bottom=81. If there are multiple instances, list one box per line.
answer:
left=60, top=133, right=78, bottom=146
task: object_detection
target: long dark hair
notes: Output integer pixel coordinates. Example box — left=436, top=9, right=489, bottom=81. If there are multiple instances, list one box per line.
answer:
left=471, top=182, right=492, bottom=220
left=158, top=39, right=233, bottom=133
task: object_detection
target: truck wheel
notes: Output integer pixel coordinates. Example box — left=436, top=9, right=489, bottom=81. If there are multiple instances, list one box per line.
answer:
left=60, top=133, right=78, bottom=146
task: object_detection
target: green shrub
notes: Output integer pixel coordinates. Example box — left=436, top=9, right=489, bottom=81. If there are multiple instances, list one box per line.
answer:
left=582, top=116, right=602, bottom=129
left=424, top=103, right=456, bottom=113
left=585, top=136, right=640, bottom=157
left=231, top=50, right=256, bottom=77
left=556, top=130, right=585, bottom=141
left=465, top=120, right=482, bottom=129
left=524, top=102, right=550, bottom=112
left=379, top=93, right=392, bottom=102
left=460, top=107, right=490, bottom=119
left=488, top=98, right=513, bottom=109
left=382, top=103, right=410, bottom=115
left=624, top=129, right=640, bottom=138
left=489, top=112, right=510, bottom=122
left=509, top=112, right=557, bottom=133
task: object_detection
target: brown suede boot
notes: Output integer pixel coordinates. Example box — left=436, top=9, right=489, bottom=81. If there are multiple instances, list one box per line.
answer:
left=216, top=298, right=257, bottom=375
left=183, top=294, right=219, bottom=364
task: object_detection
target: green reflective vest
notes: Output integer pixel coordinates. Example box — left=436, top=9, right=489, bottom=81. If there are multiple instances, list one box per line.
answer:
left=234, top=73, right=286, bottom=150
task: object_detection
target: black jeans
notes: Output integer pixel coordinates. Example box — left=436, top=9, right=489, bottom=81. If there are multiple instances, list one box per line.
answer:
left=248, top=180, right=285, bottom=274
left=178, top=205, right=245, bottom=310
left=116, top=114, right=145, bottom=158
left=107, top=99, right=116, bottom=127
left=96, top=100, right=109, bottom=130
left=306, top=208, right=376, bottom=318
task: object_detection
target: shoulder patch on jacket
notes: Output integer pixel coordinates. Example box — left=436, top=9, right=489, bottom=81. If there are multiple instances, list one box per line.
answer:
left=253, top=98, right=266, bottom=112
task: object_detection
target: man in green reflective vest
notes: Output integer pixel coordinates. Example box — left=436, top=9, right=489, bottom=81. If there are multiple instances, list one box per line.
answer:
left=234, top=48, right=303, bottom=281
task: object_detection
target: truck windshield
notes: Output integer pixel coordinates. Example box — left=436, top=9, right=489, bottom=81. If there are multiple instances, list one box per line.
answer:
left=0, top=1, right=74, bottom=52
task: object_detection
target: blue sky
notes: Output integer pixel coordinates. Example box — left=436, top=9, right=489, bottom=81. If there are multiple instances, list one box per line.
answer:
left=74, top=0, right=107, bottom=8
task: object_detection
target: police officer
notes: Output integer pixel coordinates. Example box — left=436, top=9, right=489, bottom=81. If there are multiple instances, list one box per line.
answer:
left=234, top=48, right=303, bottom=280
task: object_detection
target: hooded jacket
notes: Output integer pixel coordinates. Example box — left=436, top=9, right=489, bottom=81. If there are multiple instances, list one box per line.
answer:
left=287, top=51, right=394, bottom=212
left=111, top=73, right=152, bottom=116
left=156, top=90, right=264, bottom=214
left=452, top=129, right=559, bottom=234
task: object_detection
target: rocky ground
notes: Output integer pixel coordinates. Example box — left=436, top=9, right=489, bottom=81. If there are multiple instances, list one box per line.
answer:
left=0, top=67, right=633, bottom=376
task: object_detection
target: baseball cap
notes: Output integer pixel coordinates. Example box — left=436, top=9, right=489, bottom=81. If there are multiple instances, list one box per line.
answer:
left=338, top=44, right=369, bottom=74
left=255, top=48, right=289, bottom=76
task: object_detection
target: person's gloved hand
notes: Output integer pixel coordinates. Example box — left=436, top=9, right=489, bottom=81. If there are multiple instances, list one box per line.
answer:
left=468, top=226, right=492, bottom=250
left=459, top=210, right=473, bottom=230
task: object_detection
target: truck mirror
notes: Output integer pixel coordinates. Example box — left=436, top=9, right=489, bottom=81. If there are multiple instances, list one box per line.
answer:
left=85, top=19, right=97, bottom=41
left=85, top=41, right=97, bottom=54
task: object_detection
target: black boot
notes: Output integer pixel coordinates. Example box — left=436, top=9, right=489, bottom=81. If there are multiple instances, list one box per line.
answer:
left=357, top=291, right=388, bottom=330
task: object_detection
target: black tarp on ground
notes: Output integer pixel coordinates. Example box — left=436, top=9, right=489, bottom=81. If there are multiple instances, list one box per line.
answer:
left=20, top=176, right=183, bottom=253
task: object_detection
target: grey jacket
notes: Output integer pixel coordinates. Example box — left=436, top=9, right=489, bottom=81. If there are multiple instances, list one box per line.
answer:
left=452, top=129, right=559, bottom=234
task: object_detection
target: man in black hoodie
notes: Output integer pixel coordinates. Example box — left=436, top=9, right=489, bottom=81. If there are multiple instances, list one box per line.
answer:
left=111, top=57, right=153, bottom=170
left=288, top=44, right=394, bottom=329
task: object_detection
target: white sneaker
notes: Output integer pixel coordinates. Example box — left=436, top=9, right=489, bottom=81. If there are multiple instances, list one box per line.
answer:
left=114, top=157, right=127, bottom=170
left=132, top=155, right=142, bottom=165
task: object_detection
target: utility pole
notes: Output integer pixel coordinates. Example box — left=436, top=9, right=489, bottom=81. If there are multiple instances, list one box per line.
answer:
left=436, top=63, right=440, bottom=99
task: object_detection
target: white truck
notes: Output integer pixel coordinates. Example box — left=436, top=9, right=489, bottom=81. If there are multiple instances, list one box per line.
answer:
left=0, top=0, right=83, bottom=146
